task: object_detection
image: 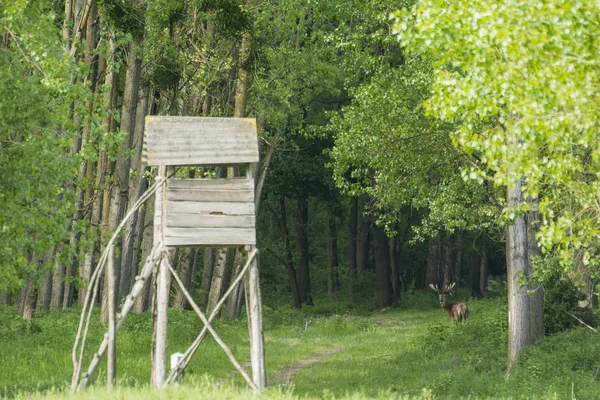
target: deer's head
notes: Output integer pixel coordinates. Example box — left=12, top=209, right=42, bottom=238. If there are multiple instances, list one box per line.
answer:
left=428, top=283, right=456, bottom=308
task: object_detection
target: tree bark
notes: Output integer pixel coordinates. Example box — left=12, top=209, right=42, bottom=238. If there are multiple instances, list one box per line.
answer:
left=356, top=196, right=371, bottom=273
left=134, top=195, right=155, bottom=314
left=51, top=247, right=65, bottom=309
left=373, top=224, right=392, bottom=309
left=295, top=197, right=312, bottom=305
left=348, top=196, right=358, bottom=300
left=206, top=248, right=229, bottom=315
left=173, top=248, right=196, bottom=310
left=443, top=231, right=454, bottom=287
left=479, top=242, right=488, bottom=293
left=425, top=234, right=442, bottom=288
left=200, top=248, right=215, bottom=307
left=119, top=84, right=149, bottom=301
left=469, top=250, right=482, bottom=298
left=275, top=197, right=302, bottom=309
left=454, top=231, right=464, bottom=286
left=225, top=250, right=245, bottom=318
left=20, top=274, right=37, bottom=320
left=326, top=216, right=338, bottom=298
left=507, top=181, right=532, bottom=368
left=526, top=205, right=544, bottom=343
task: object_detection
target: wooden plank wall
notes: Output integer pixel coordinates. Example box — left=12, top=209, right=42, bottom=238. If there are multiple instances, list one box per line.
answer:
left=164, top=178, right=256, bottom=246
left=143, top=117, right=259, bottom=166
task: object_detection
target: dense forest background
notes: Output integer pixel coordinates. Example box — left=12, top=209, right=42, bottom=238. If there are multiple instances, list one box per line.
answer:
left=2, top=0, right=600, bottom=379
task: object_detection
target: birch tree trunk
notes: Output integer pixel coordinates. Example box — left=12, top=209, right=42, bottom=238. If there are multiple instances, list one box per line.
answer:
left=479, top=242, right=489, bottom=293
left=51, top=247, right=65, bottom=309
left=199, top=248, right=215, bottom=307
left=425, top=234, right=442, bottom=288
left=507, top=180, right=532, bottom=368
left=134, top=195, right=155, bottom=313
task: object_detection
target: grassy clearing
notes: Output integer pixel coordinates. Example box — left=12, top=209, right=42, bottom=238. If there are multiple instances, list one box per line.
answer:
left=1, top=291, right=599, bottom=399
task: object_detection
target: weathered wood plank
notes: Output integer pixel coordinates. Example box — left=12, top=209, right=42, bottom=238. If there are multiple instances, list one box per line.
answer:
left=166, top=178, right=254, bottom=203
left=165, top=228, right=256, bottom=246
left=166, top=200, right=254, bottom=215
left=167, top=189, right=253, bottom=203
left=144, top=117, right=258, bottom=166
left=168, top=178, right=253, bottom=190
left=167, top=214, right=255, bottom=229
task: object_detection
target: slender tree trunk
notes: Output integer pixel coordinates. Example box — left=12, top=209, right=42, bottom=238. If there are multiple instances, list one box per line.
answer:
left=173, top=248, right=195, bottom=310
left=507, top=181, right=531, bottom=369
left=51, top=247, right=65, bottom=309
left=225, top=250, right=244, bottom=318
left=479, top=242, right=488, bottom=293
left=200, top=248, right=215, bottom=307
left=105, top=38, right=142, bottom=306
left=356, top=196, right=371, bottom=273
left=20, top=273, right=37, bottom=320
left=119, top=84, right=149, bottom=301
left=454, top=231, right=464, bottom=286
left=0, top=293, right=12, bottom=306
left=37, top=251, right=54, bottom=312
left=443, top=231, right=454, bottom=287
left=389, top=231, right=401, bottom=300
left=373, top=224, right=392, bottom=309
left=295, top=197, right=312, bottom=305
left=348, top=196, right=358, bottom=300
left=275, top=197, right=302, bottom=309
left=326, top=216, right=338, bottom=298
left=468, top=250, right=482, bottom=298
left=526, top=204, right=544, bottom=343
left=134, top=196, right=155, bottom=314
left=425, top=234, right=442, bottom=288
left=206, top=248, right=229, bottom=315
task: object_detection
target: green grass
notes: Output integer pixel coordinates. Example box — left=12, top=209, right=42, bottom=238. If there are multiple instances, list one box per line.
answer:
left=1, top=291, right=600, bottom=399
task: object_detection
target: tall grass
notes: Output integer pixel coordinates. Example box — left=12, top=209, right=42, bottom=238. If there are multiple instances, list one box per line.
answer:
left=1, top=290, right=599, bottom=399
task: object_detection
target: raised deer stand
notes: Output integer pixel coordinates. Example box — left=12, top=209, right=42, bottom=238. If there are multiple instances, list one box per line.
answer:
left=71, top=117, right=266, bottom=392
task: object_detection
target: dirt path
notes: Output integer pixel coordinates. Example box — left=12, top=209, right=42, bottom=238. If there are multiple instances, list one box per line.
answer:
left=272, top=345, right=346, bottom=385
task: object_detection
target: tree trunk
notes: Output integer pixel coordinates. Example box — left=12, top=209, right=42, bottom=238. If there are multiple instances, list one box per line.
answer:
left=20, top=274, right=37, bottom=320
left=443, top=231, right=454, bottom=287
left=206, top=248, right=229, bottom=315
left=0, top=293, right=12, bottom=306
left=425, top=234, right=442, bottom=288
left=37, top=252, right=54, bottom=312
left=526, top=205, right=544, bottom=343
left=134, top=195, right=155, bottom=314
left=479, top=242, right=488, bottom=293
left=373, top=224, right=392, bottom=309
left=51, top=247, right=65, bottom=309
left=326, top=216, right=338, bottom=298
left=275, top=197, right=302, bottom=309
left=356, top=196, right=371, bottom=273
left=507, top=181, right=532, bottom=368
left=200, top=248, right=215, bottom=307
left=348, top=196, right=358, bottom=300
left=454, top=232, right=464, bottom=286
left=173, top=248, right=195, bottom=310
left=295, top=197, right=312, bottom=305
left=113, top=37, right=143, bottom=302
left=225, top=250, right=245, bottom=318
left=469, top=250, right=482, bottom=298
left=119, top=83, right=149, bottom=301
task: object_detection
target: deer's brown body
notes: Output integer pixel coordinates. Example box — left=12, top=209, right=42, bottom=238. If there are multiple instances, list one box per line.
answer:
left=429, top=283, right=469, bottom=323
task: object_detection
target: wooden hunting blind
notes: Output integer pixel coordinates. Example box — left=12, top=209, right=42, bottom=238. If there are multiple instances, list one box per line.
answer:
left=72, top=117, right=266, bottom=393
left=143, top=117, right=260, bottom=247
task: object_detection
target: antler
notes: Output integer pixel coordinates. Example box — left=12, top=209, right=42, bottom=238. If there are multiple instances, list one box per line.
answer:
left=443, top=282, right=457, bottom=293
left=428, top=284, right=441, bottom=294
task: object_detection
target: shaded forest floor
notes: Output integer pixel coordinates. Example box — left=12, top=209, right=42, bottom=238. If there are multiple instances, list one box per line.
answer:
left=1, top=291, right=600, bottom=399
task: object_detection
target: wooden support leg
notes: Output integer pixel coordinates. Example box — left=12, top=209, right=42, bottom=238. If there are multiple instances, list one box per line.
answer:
left=245, top=246, right=266, bottom=389
left=152, top=255, right=170, bottom=388
left=107, top=245, right=116, bottom=388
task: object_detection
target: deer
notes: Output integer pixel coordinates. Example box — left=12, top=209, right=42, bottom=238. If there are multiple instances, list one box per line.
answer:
left=429, top=282, right=469, bottom=323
